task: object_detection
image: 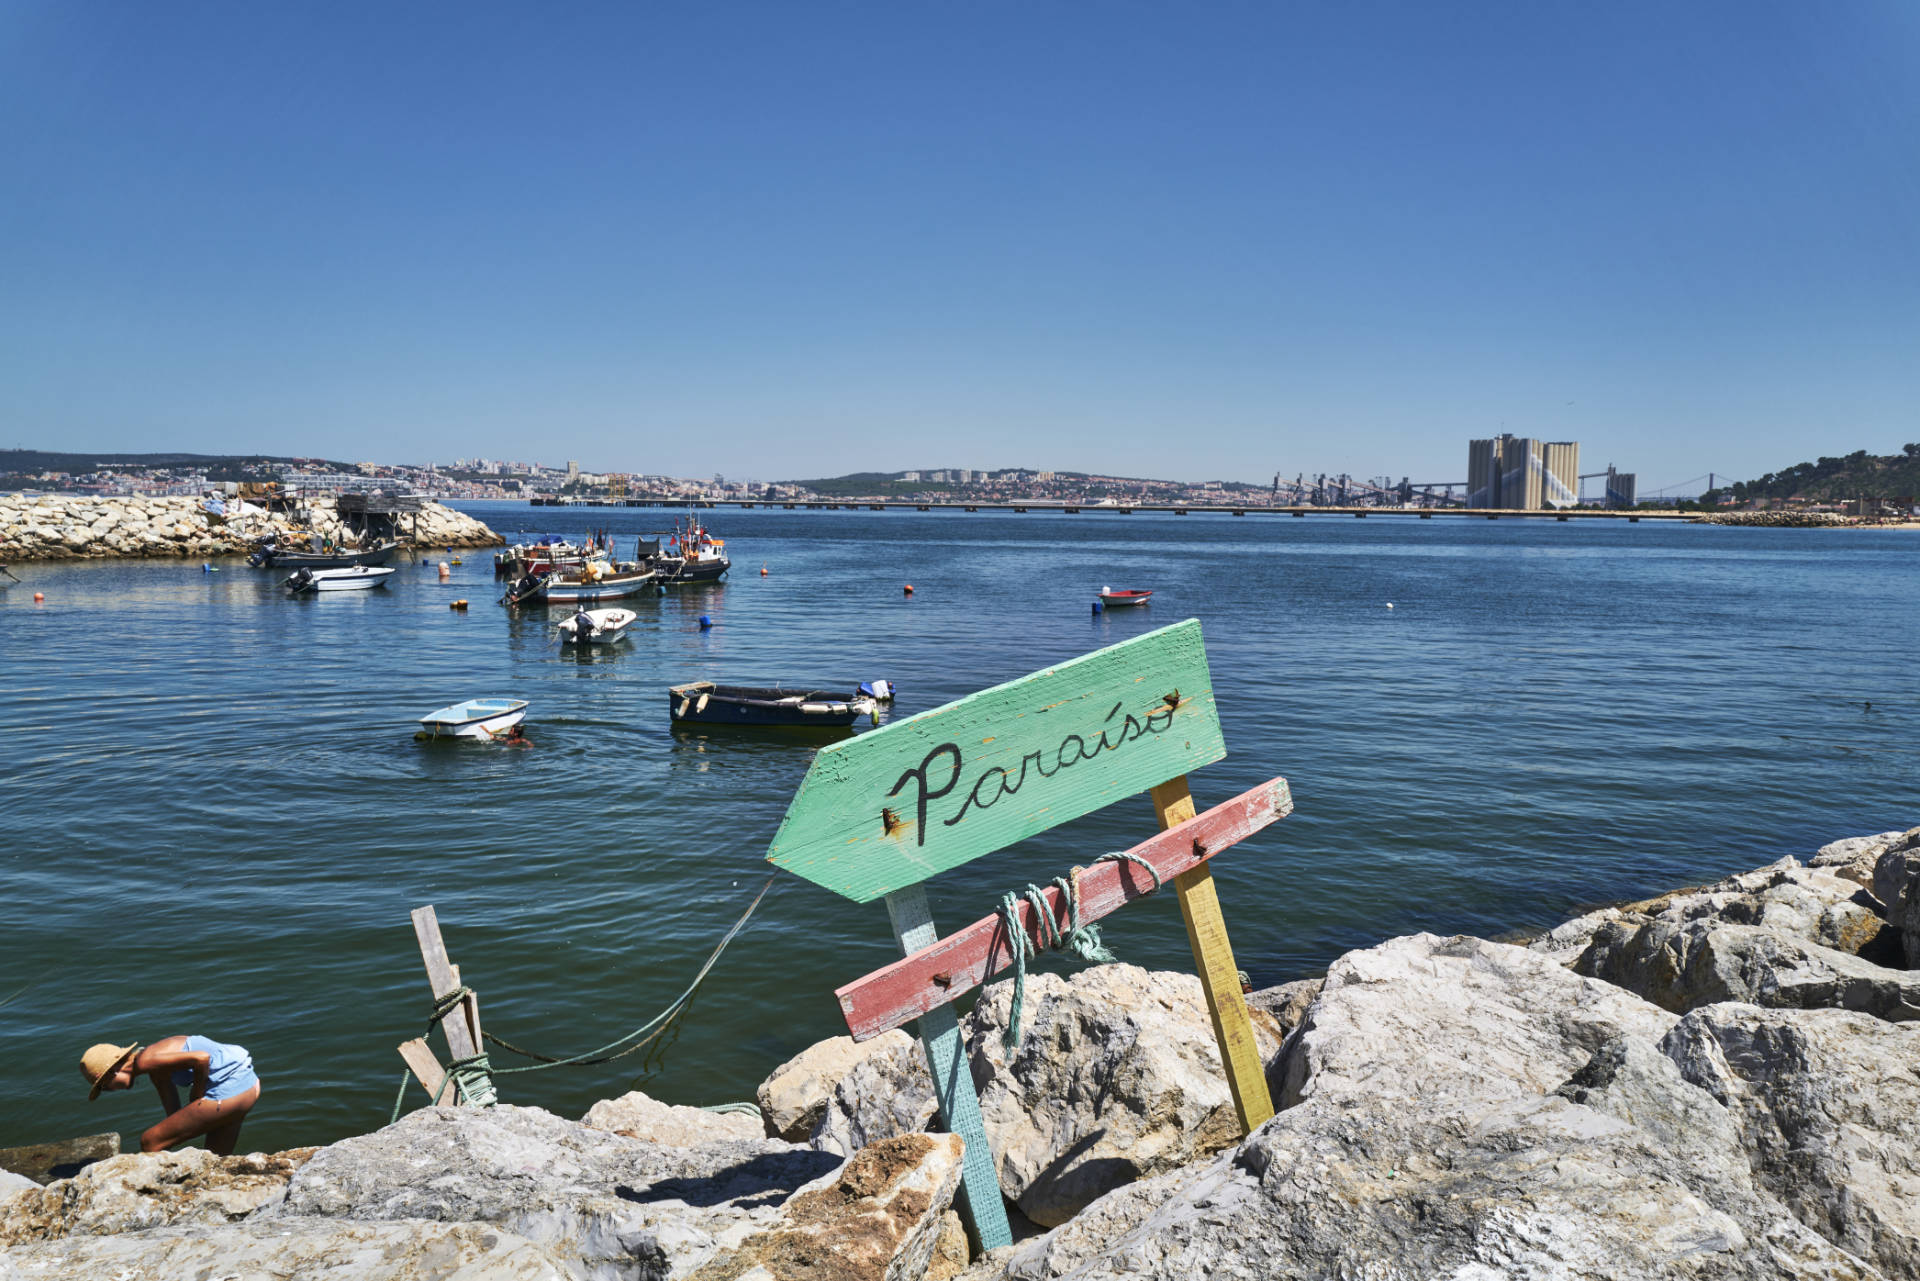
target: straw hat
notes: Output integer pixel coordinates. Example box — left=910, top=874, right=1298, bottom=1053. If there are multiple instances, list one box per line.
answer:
left=80, top=1042, right=140, bottom=1101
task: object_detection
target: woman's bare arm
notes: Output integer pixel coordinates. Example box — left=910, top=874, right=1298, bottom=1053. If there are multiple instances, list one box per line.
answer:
left=133, top=1039, right=211, bottom=1104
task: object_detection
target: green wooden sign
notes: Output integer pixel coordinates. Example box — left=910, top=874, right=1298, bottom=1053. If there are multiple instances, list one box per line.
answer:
left=768, top=618, right=1225, bottom=902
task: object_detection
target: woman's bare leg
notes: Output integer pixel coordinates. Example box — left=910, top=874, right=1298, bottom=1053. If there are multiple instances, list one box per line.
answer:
left=139, top=1082, right=260, bottom=1153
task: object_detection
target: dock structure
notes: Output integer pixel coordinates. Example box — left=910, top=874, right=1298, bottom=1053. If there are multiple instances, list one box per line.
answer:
left=530, top=497, right=1683, bottom=521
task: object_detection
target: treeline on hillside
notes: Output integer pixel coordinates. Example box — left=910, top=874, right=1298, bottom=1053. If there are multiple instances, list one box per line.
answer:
left=1704, top=445, right=1920, bottom=506
left=1, top=450, right=353, bottom=477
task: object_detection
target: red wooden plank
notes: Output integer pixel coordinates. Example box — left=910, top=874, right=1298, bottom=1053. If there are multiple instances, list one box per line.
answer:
left=834, top=776, right=1293, bottom=1040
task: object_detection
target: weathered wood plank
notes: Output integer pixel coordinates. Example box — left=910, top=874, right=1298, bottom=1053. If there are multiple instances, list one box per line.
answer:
left=410, top=905, right=488, bottom=1106
left=397, top=1038, right=448, bottom=1101
left=1153, top=778, right=1275, bottom=1134
left=885, top=886, right=1013, bottom=1252
left=769, top=619, right=1225, bottom=902
left=836, top=777, right=1292, bottom=1040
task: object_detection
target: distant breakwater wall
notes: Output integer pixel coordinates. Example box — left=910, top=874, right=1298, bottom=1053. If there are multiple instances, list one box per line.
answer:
left=0, top=493, right=501, bottom=562
left=1694, top=510, right=1859, bottom=527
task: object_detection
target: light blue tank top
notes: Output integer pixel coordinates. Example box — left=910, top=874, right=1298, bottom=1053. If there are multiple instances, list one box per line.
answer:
left=168, top=1035, right=258, bottom=1101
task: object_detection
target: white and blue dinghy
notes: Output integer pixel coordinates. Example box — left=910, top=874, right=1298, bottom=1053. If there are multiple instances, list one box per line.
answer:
left=416, top=698, right=529, bottom=741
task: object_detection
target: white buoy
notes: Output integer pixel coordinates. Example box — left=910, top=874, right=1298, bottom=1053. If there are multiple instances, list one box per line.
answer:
left=438, top=561, right=451, bottom=578
left=1386, top=602, right=1394, bottom=609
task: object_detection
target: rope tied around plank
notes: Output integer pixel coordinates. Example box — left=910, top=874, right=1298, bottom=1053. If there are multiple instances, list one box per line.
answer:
left=390, top=875, right=775, bottom=1125
left=997, top=852, right=1163, bottom=1051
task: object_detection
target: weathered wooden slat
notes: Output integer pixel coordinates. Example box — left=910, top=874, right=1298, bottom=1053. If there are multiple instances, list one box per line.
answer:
left=410, top=905, right=490, bottom=1106
left=836, top=777, right=1292, bottom=1041
left=1153, top=778, right=1275, bottom=1134
left=397, top=1038, right=448, bottom=1101
left=885, top=885, right=1013, bottom=1252
left=769, top=619, right=1225, bottom=903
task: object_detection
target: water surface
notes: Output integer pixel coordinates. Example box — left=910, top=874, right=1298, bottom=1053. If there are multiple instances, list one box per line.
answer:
left=4, top=504, right=1915, bottom=1151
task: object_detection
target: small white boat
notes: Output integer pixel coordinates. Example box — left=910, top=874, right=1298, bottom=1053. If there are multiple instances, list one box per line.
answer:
left=286, top=566, right=396, bottom=594
left=556, top=607, right=637, bottom=645
left=417, top=697, right=529, bottom=741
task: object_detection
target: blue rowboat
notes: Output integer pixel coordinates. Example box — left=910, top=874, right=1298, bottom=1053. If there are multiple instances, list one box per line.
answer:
left=668, top=683, right=876, bottom=729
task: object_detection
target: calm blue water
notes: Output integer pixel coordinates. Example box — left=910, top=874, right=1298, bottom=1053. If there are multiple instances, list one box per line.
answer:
left=4, top=503, right=1916, bottom=1153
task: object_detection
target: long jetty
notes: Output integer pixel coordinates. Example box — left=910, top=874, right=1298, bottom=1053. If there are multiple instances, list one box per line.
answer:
left=532, top=497, right=1687, bottom=521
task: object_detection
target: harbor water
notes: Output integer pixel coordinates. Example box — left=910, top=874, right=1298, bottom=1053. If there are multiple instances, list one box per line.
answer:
left=4, top=503, right=1917, bottom=1153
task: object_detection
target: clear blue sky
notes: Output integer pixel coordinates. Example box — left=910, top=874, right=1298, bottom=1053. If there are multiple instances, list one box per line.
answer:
left=3, top=3, right=1915, bottom=491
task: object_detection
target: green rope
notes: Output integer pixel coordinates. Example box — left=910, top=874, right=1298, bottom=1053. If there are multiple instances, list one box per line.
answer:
left=388, top=876, right=774, bottom=1125
left=998, top=853, right=1163, bottom=1052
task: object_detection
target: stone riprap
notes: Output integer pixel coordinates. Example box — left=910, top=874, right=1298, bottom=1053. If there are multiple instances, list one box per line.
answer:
left=10, top=825, right=1920, bottom=1280
left=0, top=492, right=499, bottom=561
left=1693, top=510, right=1859, bottom=527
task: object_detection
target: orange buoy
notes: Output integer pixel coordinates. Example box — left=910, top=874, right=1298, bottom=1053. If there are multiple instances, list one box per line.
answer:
left=33, top=592, right=44, bottom=602
left=450, top=599, right=468, bottom=610
left=760, top=565, right=768, bottom=576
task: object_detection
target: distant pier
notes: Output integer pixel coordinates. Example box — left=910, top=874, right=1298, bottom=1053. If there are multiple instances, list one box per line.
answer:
left=528, top=497, right=1683, bottom=521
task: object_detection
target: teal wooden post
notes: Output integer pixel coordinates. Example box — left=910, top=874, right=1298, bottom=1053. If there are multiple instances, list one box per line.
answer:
left=886, top=885, right=1012, bottom=1252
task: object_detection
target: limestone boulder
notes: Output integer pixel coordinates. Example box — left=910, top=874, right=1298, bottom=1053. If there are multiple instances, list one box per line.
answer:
left=1243, top=976, right=1322, bottom=1051
left=759, top=1032, right=915, bottom=1142
left=276, top=1104, right=841, bottom=1281
left=1575, top=920, right=1920, bottom=1021
left=992, top=934, right=1862, bottom=1281
left=583, top=1090, right=765, bottom=1147
left=0, top=1218, right=569, bottom=1280
left=810, top=963, right=1281, bottom=1228
left=809, top=1035, right=938, bottom=1159
left=0, top=1170, right=36, bottom=1205
left=0, top=1147, right=316, bottom=1244
left=1870, top=831, right=1920, bottom=966
left=1281, top=933, right=1679, bottom=1110
left=965, top=964, right=1280, bottom=1227
left=1812, top=829, right=1909, bottom=888
left=1664, top=1003, right=1920, bottom=1276
left=688, top=1134, right=964, bottom=1281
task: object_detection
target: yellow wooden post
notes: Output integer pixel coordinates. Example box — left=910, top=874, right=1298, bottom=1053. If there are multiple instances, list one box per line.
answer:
left=1150, top=776, right=1275, bottom=1134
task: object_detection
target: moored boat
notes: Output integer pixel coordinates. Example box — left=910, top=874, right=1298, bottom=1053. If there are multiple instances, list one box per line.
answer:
left=1098, top=587, right=1153, bottom=606
left=285, top=565, right=396, bottom=594
left=416, top=697, right=529, bottom=740
left=556, top=607, right=637, bottom=645
left=645, top=516, right=730, bottom=585
left=668, top=682, right=877, bottom=729
left=253, top=540, right=399, bottom=569
left=539, top=560, right=657, bottom=603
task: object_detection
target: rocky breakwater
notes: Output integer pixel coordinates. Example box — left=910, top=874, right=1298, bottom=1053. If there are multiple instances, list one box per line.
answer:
left=0, top=492, right=500, bottom=562
left=1695, top=510, right=1858, bottom=527
left=11, top=826, right=1920, bottom=1279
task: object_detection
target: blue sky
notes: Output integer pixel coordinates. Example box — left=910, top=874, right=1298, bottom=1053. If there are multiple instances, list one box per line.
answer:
left=3, top=3, right=1915, bottom=491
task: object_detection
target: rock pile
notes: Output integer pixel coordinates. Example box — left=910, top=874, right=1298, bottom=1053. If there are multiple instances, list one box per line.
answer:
left=0, top=492, right=499, bottom=562
left=1694, top=510, right=1857, bottom=527
left=9, top=825, right=1920, bottom=1279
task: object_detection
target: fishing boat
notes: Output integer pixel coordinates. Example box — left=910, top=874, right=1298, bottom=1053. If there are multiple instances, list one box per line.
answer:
left=645, top=516, right=731, bottom=585
left=1098, top=587, right=1153, bottom=607
left=495, top=539, right=590, bottom=577
left=416, top=697, right=529, bottom=741
left=538, top=560, right=658, bottom=603
left=285, top=565, right=396, bottom=594
left=252, top=540, right=398, bottom=569
left=668, top=682, right=877, bottom=729
left=556, top=607, right=637, bottom=645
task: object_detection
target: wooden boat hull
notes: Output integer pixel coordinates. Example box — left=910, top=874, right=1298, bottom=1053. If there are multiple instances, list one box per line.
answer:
left=1099, top=590, right=1153, bottom=606
left=258, top=542, right=398, bottom=569
left=417, top=698, right=529, bottom=740
left=540, top=571, right=657, bottom=602
left=668, top=683, right=876, bottom=728
left=652, top=555, right=730, bottom=585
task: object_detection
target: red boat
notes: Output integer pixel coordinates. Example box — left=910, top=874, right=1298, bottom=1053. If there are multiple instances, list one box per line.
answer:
left=1098, top=588, right=1153, bottom=606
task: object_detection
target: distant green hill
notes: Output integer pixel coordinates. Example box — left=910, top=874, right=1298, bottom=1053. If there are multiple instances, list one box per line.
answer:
left=1706, top=445, right=1920, bottom=505
left=0, top=449, right=353, bottom=476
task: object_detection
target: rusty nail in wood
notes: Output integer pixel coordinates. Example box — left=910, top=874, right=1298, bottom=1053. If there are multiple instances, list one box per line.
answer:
left=931, top=972, right=952, bottom=989
left=882, top=807, right=902, bottom=834
left=1192, top=837, right=1208, bottom=859
left=1163, top=689, right=1181, bottom=708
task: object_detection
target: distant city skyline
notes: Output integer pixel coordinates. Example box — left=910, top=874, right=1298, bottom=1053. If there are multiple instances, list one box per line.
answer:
left=4, top=4, right=1915, bottom=492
